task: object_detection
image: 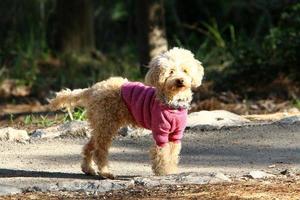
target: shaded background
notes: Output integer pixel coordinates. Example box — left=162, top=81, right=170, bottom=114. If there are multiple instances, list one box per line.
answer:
left=0, top=0, right=299, bottom=118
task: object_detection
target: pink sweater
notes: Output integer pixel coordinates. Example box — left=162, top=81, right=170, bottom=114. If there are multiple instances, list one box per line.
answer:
left=121, top=82, right=187, bottom=147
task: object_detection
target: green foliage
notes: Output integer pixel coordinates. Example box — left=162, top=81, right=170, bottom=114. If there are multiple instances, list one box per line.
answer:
left=12, top=30, right=49, bottom=86
left=41, top=45, right=140, bottom=91
left=63, top=107, right=87, bottom=122
left=111, top=1, right=128, bottom=21
left=203, top=2, right=300, bottom=91
left=294, top=99, right=300, bottom=110
left=24, top=114, right=56, bottom=127
left=23, top=108, right=87, bottom=128
left=0, top=0, right=299, bottom=98
left=9, top=114, right=14, bottom=124
left=264, top=3, right=300, bottom=80
left=0, top=0, right=51, bottom=87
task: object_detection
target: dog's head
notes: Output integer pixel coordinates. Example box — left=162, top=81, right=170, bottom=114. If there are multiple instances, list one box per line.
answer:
left=145, top=47, right=204, bottom=108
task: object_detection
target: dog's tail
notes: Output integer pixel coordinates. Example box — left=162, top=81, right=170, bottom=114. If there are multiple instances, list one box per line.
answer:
left=49, top=88, right=91, bottom=111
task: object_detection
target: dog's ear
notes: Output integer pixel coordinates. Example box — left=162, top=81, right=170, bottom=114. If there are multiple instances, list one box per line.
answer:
left=191, top=60, right=204, bottom=88
left=145, top=63, right=162, bottom=87
left=145, top=55, right=167, bottom=87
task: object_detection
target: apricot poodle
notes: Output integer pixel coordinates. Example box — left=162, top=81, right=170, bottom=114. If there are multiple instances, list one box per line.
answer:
left=50, top=47, right=204, bottom=178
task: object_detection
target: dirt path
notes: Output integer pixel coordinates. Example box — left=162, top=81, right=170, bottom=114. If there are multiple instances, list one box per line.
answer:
left=0, top=122, right=299, bottom=178
left=0, top=122, right=299, bottom=198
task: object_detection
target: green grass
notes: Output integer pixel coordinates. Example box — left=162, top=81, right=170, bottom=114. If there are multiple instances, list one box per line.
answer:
left=62, top=107, right=87, bottom=122
left=23, top=107, right=87, bottom=128
left=24, top=114, right=57, bottom=127
left=293, top=99, right=300, bottom=110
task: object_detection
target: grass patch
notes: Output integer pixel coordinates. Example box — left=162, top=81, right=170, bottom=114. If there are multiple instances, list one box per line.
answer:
left=24, top=114, right=57, bottom=127
left=293, top=99, right=300, bottom=110
left=23, top=107, right=87, bottom=128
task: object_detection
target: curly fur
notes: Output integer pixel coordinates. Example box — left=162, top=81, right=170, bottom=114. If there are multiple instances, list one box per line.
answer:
left=49, top=47, right=204, bottom=178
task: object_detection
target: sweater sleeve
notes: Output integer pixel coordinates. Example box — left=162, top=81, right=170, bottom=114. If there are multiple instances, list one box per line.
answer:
left=151, top=110, right=171, bottom=147
left=168, top=112, right=187, bottom=143
left=168, top=128, right=184, bottom=143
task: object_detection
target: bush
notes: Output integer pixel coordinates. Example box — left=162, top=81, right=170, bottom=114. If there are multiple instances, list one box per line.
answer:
left=214, top=2, right=300, bottom=92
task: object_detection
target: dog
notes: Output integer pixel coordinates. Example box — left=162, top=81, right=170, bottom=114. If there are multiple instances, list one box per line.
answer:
left=49, top=47, right=204, bottom=178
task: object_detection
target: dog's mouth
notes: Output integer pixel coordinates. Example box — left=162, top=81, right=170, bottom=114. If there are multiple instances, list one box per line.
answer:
left=175, top=79, right=188, bottom=90
left=176, top=82, right=184, bottom=88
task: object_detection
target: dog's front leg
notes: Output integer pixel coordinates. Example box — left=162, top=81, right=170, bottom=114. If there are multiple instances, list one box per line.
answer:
left=150, top=143, right=171, bottom=175
left=168, top=141, right=181, bottom=174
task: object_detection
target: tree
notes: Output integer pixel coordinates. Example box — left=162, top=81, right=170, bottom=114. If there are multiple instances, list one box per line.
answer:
left=52, top=0, right=95, bottom=53
left=136, top=0, right=168, bottom=75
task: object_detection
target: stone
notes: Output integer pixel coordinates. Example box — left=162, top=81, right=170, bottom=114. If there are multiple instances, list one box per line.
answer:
left=280, top=169, right=295, bottom=177
left=187, top=110, right=250, bottom=130
left=119, top=127, right=151, bottom=138
left=30, top=127, right=61, bottom=139
left=134, top=177, right=161, bottom=187
left=0, top=184, right=22, bottom=196
left=247, top=170, right=272, bottom=179
left=24, top=180, right=134, bottom=194
left=134, top=172, right=229, bottom=187
left=0, top=127, right=29, bottom=141
left=275, top=115, right=300, bottom=125
left=31, top=121, right=91, bottom=139
left=59, top=121, right=91, bottom=138
left=211, top=172, right=231, bottom=182
left=119, top=110, right=251, bottom=135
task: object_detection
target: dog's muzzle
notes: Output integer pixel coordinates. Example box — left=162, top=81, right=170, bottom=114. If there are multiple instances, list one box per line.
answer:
left=176, top=79, right=185, bottom=88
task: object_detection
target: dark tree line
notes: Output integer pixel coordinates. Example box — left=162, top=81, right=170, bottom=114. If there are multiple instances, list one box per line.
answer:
left=0, top=0, right=299, bottom=91
left=49, top=0, right=168, bottom=74
left=52, top=0, right=95, bottom=53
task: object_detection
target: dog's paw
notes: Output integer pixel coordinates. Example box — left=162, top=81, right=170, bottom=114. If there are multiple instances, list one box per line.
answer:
left=98, top=172, right=115, bottom=179
left=81, top=166, right=97, bottom=176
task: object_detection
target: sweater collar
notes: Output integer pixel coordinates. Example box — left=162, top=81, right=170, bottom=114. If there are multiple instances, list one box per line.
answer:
left=159, top=95, right=191, bottom=110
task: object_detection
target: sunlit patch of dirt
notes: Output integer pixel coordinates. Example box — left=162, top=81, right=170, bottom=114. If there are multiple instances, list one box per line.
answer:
left=0, top=103, right=48, bottom=115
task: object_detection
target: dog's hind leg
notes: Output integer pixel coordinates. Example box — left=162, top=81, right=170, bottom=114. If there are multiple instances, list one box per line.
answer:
left=93, top=131, right=115, bottom=179
left=81, top=136, right=96, bottom=175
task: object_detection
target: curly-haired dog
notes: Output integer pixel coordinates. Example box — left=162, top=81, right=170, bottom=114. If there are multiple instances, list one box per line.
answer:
left=50, top=47, right=204, bottom=178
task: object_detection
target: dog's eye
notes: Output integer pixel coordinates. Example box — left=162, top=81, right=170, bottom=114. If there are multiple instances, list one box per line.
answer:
left=183, top=69, right=188, bottom=74
left=169, top=69, right=175, bottom=75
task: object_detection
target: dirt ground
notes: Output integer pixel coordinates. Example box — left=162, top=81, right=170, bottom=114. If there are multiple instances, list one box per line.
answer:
left=1, top=99, right=300, bottom=199
left=0, top=124, right=300, bottom=199
left=3, top=178, right=300, bottom=200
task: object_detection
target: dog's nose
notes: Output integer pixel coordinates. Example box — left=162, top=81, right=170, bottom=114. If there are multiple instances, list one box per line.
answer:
left=176, top=79, right=184, bottom=87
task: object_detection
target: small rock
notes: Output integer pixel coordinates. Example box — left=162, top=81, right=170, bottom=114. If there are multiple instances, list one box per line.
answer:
left=59, top=121, right=91, bottom=138
left=187, top=110, right=250, bottom=130
left=31, top=127, right=60, bottom=139
left=31, top=121, right=91, bottom=139
left=24, top=180, right=134, bottom=193
left=280, top=169, right=295, bottom=177
left=0, top=127, right=29, bottom=141
left=118, top=127, right=131, bottom=137
left=118, top=127, right=151, bottom=138
left=134, top=177, right=160, bottom=187
left=275, top=115, right=300, bottom=125
left=134, top=172, right=229, bottom=186
left=280, top=169, right=289, bottom=175
left=211, top=172, right=231, bottom=182
left=247, top=170, right=272, bottom=179
left=0, top=184, right=22, bottom=196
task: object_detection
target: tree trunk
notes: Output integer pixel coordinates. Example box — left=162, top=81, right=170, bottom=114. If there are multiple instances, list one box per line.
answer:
left=53, top=0, right=95, bottom=53
left=136, top=0, right=168, bottom=75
